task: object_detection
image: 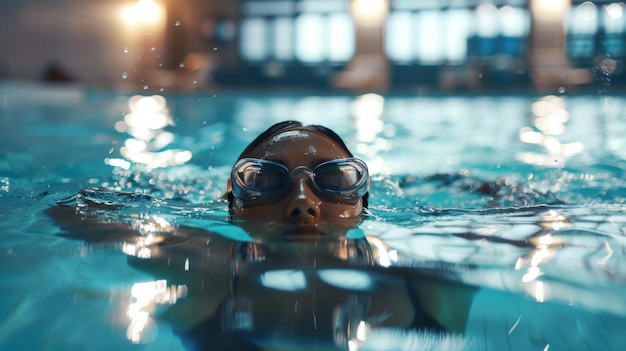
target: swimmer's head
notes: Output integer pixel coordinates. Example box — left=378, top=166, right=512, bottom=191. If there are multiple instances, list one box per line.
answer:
left=227, top=121, right=369, bottom=224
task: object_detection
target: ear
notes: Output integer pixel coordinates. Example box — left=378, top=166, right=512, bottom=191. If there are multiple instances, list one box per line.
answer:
left=226, top=177, right=233, bottom=193
left=219, top=177, right=234, bottom=203
left=225, top=177, right=236, bottom=217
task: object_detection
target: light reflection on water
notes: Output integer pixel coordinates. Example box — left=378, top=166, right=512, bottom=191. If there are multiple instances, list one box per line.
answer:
left=517, top=95, right=586, bottom=167
left=107, top=95, right=192, bottom=171
left=352, top=93, right=394, bottom=175
left=126, top=279, right=187, bottom=343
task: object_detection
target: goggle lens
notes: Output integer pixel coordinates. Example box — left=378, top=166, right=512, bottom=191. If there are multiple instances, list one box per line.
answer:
left=241, top=165, right=288, bottom=191
left=315, top=162, right=363, bottom=190
left=232, top=158, right=369, bottom=201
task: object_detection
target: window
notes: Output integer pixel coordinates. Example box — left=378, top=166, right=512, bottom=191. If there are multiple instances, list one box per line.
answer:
left=385, top=1, right=529, bottom=64
left=239, top=0, right=353, bottom=64
left=240, top=18, right=267, bottom=61
left=567, top=2, right=598, bottom=59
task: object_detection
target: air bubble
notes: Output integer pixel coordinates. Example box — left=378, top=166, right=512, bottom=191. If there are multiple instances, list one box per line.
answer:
left=179, top=63, right=185, bottom=68
left=175, top=20, right=181, bottom=26
left=122, top=72, right=128, bottom=79
left=123, top=47, right=129, bottom=53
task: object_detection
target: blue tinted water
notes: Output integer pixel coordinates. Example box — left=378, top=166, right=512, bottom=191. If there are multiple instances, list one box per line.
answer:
left=1, top=83, right=626, bottom=350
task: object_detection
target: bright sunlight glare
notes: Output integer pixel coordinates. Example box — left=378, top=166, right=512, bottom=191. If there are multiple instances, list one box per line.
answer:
left=121, top=0, right=161, bottom=25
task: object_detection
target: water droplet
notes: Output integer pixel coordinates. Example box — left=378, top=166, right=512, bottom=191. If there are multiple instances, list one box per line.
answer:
left=175, top=20, right=181, bottom=26
left=193, top=80, right=197, bottom=85
left=123, top=47, right=129, bottom=53
left=558, top=86, right=565, bottom=93
left=147, top=31, right=153, bottom=36
left=143, top=85, right=149, bottom=90
left=198, top=98, right=202, bottom=102
left=151, top=47, right=156, bottom=51
left=179, top=63, right=185, bottom=68
left=160, top=88, right=165, bottom=92
left=122, top=72, right=128, bottom=79
left=213, top=47, right=218, bottom=51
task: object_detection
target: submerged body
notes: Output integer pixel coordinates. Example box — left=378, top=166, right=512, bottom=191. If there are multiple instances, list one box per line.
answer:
left=46, top=189, right=476, bottom=350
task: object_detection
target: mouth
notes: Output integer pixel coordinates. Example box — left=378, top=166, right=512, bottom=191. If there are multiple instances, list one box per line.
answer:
left=279, top=224, right=324, bottom=238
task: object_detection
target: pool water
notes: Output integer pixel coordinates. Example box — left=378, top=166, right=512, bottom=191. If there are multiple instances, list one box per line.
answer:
left=2, top=83, right=626, bottom=350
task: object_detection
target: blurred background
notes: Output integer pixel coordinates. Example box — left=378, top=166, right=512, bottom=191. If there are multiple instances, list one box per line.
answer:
left=0, top=0, right=624, bottom=94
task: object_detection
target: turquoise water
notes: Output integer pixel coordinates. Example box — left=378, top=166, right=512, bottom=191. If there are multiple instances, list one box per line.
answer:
left=2, top=83, right=626, bottom=350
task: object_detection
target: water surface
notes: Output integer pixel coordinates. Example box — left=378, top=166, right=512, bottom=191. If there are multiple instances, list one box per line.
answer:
left=1, top=85, right=626, bottom=350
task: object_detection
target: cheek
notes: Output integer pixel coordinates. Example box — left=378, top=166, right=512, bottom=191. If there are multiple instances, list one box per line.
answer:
left=325, top=201, right=363, bottom=218
left=232, top=199, right=285, bottom=220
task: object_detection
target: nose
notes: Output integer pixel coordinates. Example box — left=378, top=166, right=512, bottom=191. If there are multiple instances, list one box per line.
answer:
left=285, top=177, right=321, bottom=222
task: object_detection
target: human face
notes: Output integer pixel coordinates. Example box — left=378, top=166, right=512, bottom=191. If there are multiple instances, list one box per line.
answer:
left=229, top=129, right=366, bottom=225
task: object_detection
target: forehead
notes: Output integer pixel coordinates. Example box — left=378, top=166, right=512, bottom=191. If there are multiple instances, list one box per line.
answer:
left=244, top=129, right=350, bottom=161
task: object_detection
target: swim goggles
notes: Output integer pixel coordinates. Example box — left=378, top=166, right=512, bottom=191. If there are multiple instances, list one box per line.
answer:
left=231, top=158, right=369, bottom=202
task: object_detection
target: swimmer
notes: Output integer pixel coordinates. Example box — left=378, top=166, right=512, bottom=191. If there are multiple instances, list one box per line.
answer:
left=45, top=121, right=477, bottom=351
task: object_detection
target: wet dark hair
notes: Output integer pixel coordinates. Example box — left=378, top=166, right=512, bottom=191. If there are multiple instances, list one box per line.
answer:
left=229, top=120, right=369, bottom=208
